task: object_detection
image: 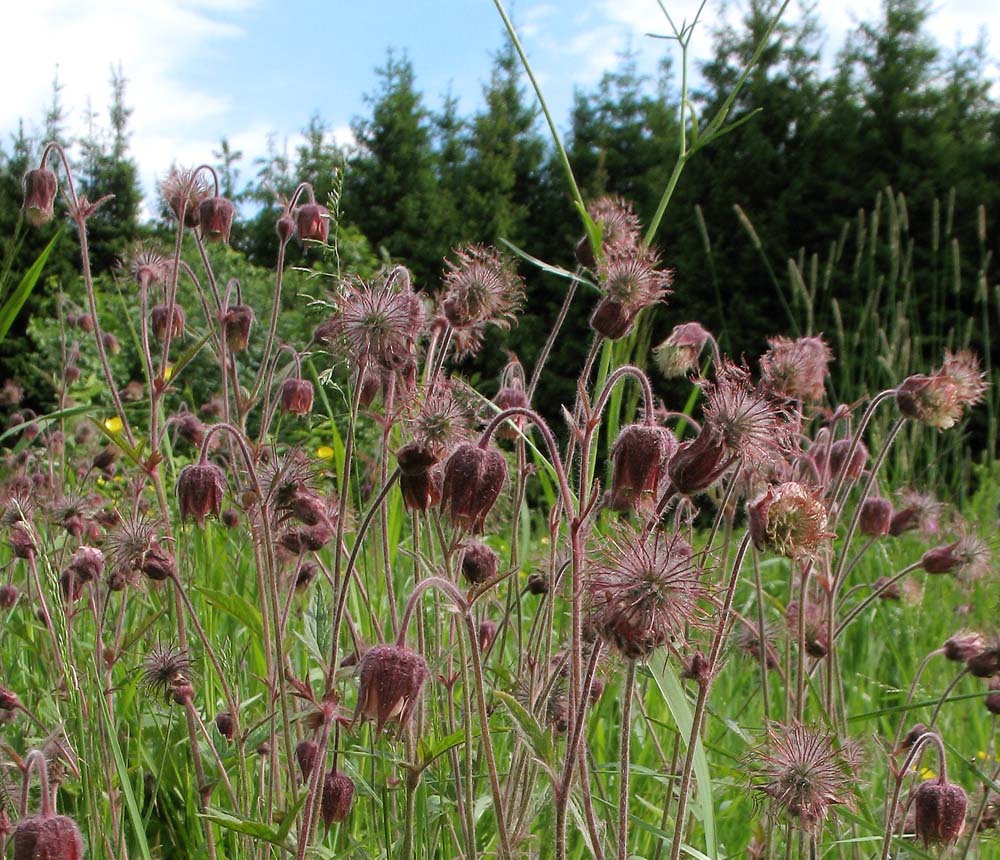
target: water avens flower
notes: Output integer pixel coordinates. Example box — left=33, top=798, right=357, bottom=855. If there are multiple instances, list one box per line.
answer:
left=590, top=245, right=672, bottom=341
left=460, top=542, right=499, bottom=586
left=279, top=377, right=314, bottom=416
left=352, top=643, right=430, bottom=737
left=150, top=304, right=186, bottom=342
left=222, top=304, right=255, bottom=352
left=440, top=443, right=507, bottom=532
left=858, top=496, right=892, bottom=537
left=653, top=322, right=711, bottom=378
left=607, top=423, right=677, bottom=512
left=913, top=778, right=968, bottom=846
left=296, top=202, right=330, bottom=244
left=198, top=196, right=236, bottom=243
left=176, top=461, right=226, bottom=526
left=575, top=196, right=641, bottom=267
left=441, top=244, right=524, bottom=330
left=896, top=351, right=987, bottom=429
left=320, top=770, right=355, bottom=832
left=22, top=167, right=59, bottom=227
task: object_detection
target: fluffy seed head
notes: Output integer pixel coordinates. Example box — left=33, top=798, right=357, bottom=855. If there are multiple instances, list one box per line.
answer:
left=575, top=196, right=641, bottom=267
left=749, top=722, right=853, bottom=830
left=441, top=244, right=524, bottom=330
left=586, top=527, right=702, bottom=660
left=760, top=336, right=832, bottom=402
left=161, top=168, right=209, bottom=227
left=921, top=533, right=991, bottom=581
left=142, top=644, right=192, bottom=701
left=896, top=351, right=986, bottom=430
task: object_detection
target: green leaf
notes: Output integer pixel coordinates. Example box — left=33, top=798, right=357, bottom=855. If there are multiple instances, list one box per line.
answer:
left=647, top=655, right=717, bottom=860
left=195, top=586, right=264, bottom=639
left=491, top=689, right=556, bottom=775
left=0, top=228, right=61, bottom=343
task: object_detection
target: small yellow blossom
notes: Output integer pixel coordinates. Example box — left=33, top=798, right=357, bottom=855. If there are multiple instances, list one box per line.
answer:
left=163, top=364, right=173, bottom=381
left=104, top=416, right=123, bottom=434
left=317, top=445, right=334, bottom=460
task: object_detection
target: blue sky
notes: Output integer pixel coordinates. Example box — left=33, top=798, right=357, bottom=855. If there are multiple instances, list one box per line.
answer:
left=3, top=0, right=997, bottom=209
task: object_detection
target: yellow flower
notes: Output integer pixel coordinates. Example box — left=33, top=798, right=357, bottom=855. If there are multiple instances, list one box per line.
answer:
left=163, top=364, right=173, bottom=381
left=317, top=445, right=334, bottom=460
left=104, top=416, right=123, bottom=434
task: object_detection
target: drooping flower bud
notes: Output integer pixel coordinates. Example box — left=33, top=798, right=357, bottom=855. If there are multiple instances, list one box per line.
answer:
left=9, top=523, right=35, bottom=559
left=858, top=497, right=892, bottom=537
left=460, top=542, right=499, bottom=586
left=440, top=443, right=507, bottom=532
left=67, top=546, right=104, bottom=584
left=526, top=573, right=548, bottom=595
left=279, top=378, right=314, bottom=416
left=296, top=203, right=330, bottom=244
left=967, top=644, right=1000, bottom=678
left=150, top=304, right=186, bottom=341
left=922, top=542, right=963, bottom=574
left=276, top=213, right=295, bottom=243
left=589, top=296, right=633, bottom=340
left=222, top=304, right=255, bottom=352
left=140, top=539, right=176, bottom=582
left=215, top=711, right=235, bottom=742
left=913, top=778, right=968, bottom=846
left=986, top=678, right=1000, bottom=715
left=493, top=386, right=529, bottom=440
left=653, top=322, right=711, bottom=378
left=198, top=196, right=236, bottom=243
left=296, top=739, right=318, bottom=782
left=828, top=439, right=868, bottom=481
left=320, top=770, right=355, bottom=832
left=607, top=424, right=676, bottom=512
left=667, top=426, right=729, bottom=496
left=22, top=168, right=59, bottom=227
left=943, top=631, right=984, bottom=662
left=0, top=583, right=19, bottom=609
left=352, top=644, right=430, bottom=736
left=478, top=620, right=498, bottom=651
left=176, top=462, right=226, bottom=526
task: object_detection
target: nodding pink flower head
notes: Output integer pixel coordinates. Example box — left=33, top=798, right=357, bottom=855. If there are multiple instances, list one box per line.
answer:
left=150, top=303, right=186, bottom=342
left=67, top=546, right=104, bottom=584
left=222, top=304, right=255, bottom=352
left=460, top=541, right=499, bottom=586
left=22, top=168, right=59, bottom=227
left=607, top=424, right=677, bottom=512
left=198, top=196, right=235, bottom=243
left=442, top=244, right=524, bottom=331
left=586, top=526, right=701, bottom=660
left=760, top=336, right=832, bottom=402
left=590, top=246, right=672, bottom=341
left=320, top=770, right=355, bottom=832
left=396, top=442, right=442, bottom=513
left=176, top=462, right=226, bottom=526
left=942, top=631, right=984, bottom=663
left=10, top=523, right=35, bottom=560
left=352, top=643, right=430, bottom=737
left=279, top=377, right=314, bottom=416
left=654, top=322, right=711, bottom=378
left=913, top=778, right=968, bottom=846
left=440, top=443, right=507, bottom=532
left=667, top=425, right=729, bottom=496
left=749, top=722, right=853, bottom=831
left=827, top=438, right=868, bottom=481
left=749, top=482, right=832, bottom=560
left=296, top=202, right=330, bottom=244
left=858, top=496, right=892, bottom=537
left=921, top=533, right=991, bottom=581
left=896, top=351, right=987, bottom=430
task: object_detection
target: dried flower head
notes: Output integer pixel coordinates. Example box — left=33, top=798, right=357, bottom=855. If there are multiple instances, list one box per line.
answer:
left=141, top=644, right=192, bottom=701
left=352, top=643, right=430, bottom=737
left=896, top=351, right=987, bottom=430
left=702, top=362, right=795, bottom=468
left=441, top=244, right=524, bottom=330
left=328, top=273, right=423, bottom=371
left=590, top=246, right=672, bottom=340
left=407, top=381, right=473, bottom=456
left=586, top=526, right=702, bottom=660
left=125, top=243, right=172, bottom=287
left=921, top=531, right=991, bottom=581
left=889, top=489, right=942, bottom=536
left=749, top=722, right=853, bottom=830
left=749, top=483, right=831, bottom=560
left=160, top=167, right=210, bottom=227
left=653, top=322, right=711, bottom=378
left=760, top=336, right=832, bottom=402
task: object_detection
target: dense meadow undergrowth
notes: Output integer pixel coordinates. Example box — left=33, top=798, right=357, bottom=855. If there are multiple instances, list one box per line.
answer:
left=2, top=6, right=1000, bottom=860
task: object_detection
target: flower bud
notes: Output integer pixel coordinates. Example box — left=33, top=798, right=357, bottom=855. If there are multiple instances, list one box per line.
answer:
left=13, top=813, right=84, bottom=860
left=140, top=539, right=176, bottom=582
left=279, top=378, right=314, bottom=416
left=527, top=573, right=549, bottom=595
left=0, top=685, right=18, bottom=710
left=478, top=620, right=498, bottom=651
left=986, top=678, right=1000, bottom=715
left=276, top=213, right=295, bottom=243
left=22, top=168, right=59, bottom=227
left=150, top=304, right=185, bottom=341
left=493, top=386, right=529, bottom=440
left=352, top=643, right=430, bottom=736
left=921, top=542, right=962, bottom=574
left=667, top=426, right=728, bottom=496
left=943, top=631, right=984, bottom=662
left=176, top=462, right=226, bottom=526
left=320, top=770, right=355, bottom=832
left=828, top=439, right=867, bottom=481
left=0, top=584, right=19, bottom=609
left=589, top=296, right=634, bottom=340
left=215, top=711, right=235, bottom=742
left=296, top=203, right=330, bottom=244
left=67, top=546, right=104, bottom=584
left=296, top=739, right=318, bottom=781
left=10, top=523, right=35, bottom=559
left=967, top=645, right=1000, bottom=678
left=913, top=779, right=968, bottom=846
left=460, top=542, right=498, bottom=586
left=608, top=424, right=676, bottom=512
left=198, top=196, right=235, bottom=243
left=858, top=497, right=892, bottom=537
left=279, top=523, right=334, bottom=553
left=440, top=443, right=507, bottom=532
left=222, top=304, right=254, bottom=352
left=222, top=509, right=239, bottom=529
